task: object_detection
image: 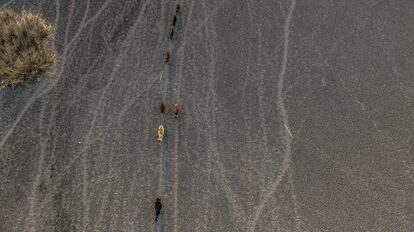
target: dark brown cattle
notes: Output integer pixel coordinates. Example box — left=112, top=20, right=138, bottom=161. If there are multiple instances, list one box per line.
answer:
left=169, top=28, right=175, bottom=39
left=176, top=3, right=180, bottom=13
left=172, top=15, right=177, bottom=27
left=164, top=51, right=170, bottom=63
left=160, top=101, right=165, bottom=114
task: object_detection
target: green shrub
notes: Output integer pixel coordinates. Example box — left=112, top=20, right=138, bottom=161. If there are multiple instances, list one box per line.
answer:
left=0, top=10, right=55, bottom=89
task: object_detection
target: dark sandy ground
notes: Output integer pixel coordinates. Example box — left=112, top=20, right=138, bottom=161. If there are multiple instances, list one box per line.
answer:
left=1, top=0, right=413, bottom=231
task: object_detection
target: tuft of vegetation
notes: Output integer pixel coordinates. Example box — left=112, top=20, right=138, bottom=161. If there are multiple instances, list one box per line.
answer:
left=0, top=9, right=55, bottom=89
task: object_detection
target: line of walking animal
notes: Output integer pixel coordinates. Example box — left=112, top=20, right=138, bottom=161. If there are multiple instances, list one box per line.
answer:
left=165, top=3, right=181, bottom=64
left=157, top=2, right=181, bottom=143
left=154, top=3, right=181, bottom=226
left=157, top=101, right=180, bottom=142
left=169, top=3, right=180, bottom=40
left=159, top=101, right=180, bottom=118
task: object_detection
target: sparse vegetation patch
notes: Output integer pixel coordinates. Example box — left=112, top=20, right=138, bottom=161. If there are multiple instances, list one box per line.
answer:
left=0, top=10, right=55, bottom=89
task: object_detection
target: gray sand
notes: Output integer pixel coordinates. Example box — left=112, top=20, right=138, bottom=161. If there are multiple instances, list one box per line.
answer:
left=1, top=0, right=413, bottom=231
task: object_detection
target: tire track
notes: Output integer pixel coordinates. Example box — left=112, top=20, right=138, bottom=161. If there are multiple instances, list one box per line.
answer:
left=43, top=73, right=158, bottom=192
left=200, top=1, right=247, bottom=229
left=288, top=167, right=304, bottom=231
left=52, top=6, right=165, bottom=183
left=52, top=0, right=61, bottom=50
left=240, top=0, right=259, bottom=195
left=256, top=12, right=275, bottom=199
left=186, top=0, right=227, bottom=42
left=22, top=97, right=58, bottom=232
left=63, top=0, right=77, bottom=47
left=247, top=0, right=296, bottom=230
left=77, top=1, right=151, bottom=230
left=0, top=81, right=48, bottom=152
left=22, top=103, right=48, bottom=232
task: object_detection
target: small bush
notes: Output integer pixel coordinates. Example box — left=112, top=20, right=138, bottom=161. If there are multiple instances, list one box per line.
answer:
left=0, top=10, right=55, bottom=89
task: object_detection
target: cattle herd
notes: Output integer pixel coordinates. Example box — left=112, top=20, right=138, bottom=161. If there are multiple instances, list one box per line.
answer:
left=154, top=1, right=181, bottom=224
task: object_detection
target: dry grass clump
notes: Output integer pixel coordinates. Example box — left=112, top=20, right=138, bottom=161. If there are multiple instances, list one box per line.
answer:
left=0, top=10, right=55, bottom=89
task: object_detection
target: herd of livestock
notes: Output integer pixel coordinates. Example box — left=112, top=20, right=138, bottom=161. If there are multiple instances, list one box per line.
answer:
left=154, top=2, right=181, bottom=223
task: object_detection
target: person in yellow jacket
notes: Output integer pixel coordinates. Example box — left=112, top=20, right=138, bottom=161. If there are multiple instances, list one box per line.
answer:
left=157, top=124, right=165, bottom=142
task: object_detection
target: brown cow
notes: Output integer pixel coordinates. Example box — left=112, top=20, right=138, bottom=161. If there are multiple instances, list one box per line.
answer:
left=160, top=101, right=165, bottom=114
left=169, top=27, right=175, bottom=39
left=172, top=15, right=177, bottom=27
left=164, top=51, right=170, bottom=63
left=176, top=3, right=180, bottom=13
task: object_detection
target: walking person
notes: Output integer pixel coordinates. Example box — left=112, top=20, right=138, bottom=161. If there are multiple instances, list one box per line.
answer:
left=155, top=198, right=162, bottom=222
